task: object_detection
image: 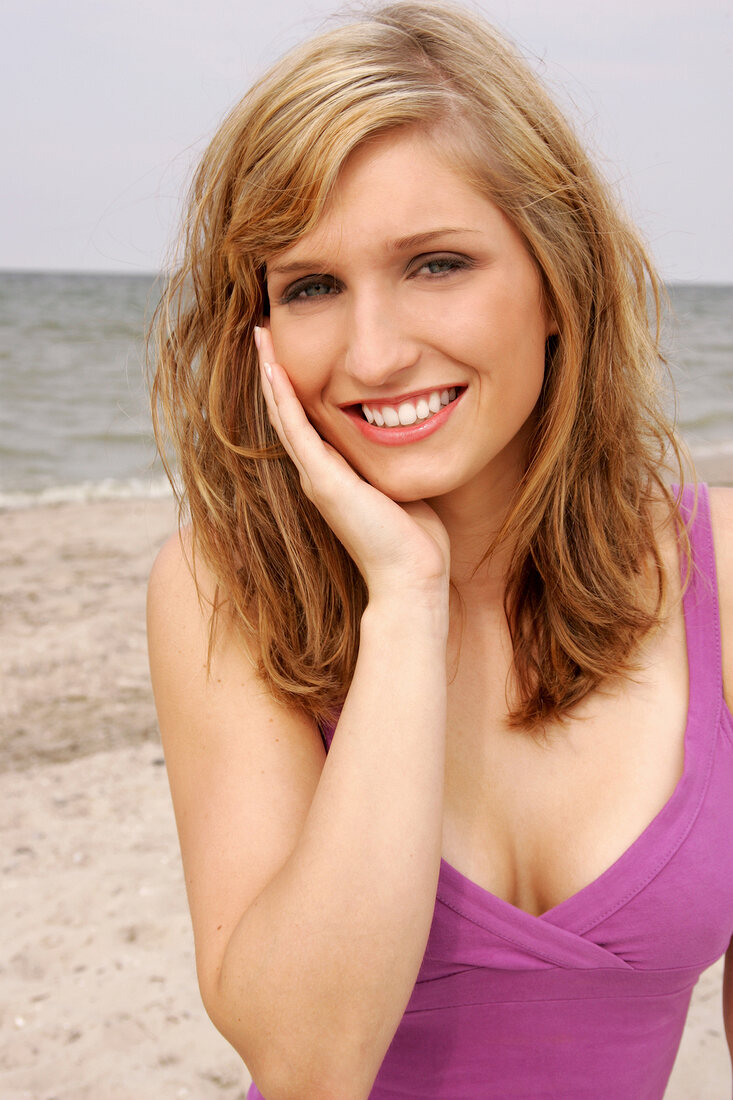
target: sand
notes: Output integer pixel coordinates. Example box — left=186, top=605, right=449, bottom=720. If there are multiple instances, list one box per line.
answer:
left=1, top=497, right=250, bottom=1100
left=1, top=491, right=731, bottom=1099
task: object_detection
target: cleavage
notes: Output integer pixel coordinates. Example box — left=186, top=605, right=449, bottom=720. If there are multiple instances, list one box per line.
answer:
left=441, top=670, right=688, bottom=917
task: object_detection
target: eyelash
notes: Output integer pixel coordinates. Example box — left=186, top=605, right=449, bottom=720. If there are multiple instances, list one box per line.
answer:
left=414, top=255, right=472, bottom=277
left=277, top=253, right=473, bottom=305
left=279, top=276, right=338, bottom=305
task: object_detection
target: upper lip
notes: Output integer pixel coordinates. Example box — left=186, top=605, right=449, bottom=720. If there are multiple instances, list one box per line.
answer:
left=339, top=385, right=465, bottom=410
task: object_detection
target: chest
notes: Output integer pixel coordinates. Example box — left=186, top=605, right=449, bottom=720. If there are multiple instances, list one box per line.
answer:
left=441, top=603, right=690, bottom=917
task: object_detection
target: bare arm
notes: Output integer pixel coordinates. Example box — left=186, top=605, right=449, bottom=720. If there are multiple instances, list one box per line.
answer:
left=148, top=342, right=451, bottom=1100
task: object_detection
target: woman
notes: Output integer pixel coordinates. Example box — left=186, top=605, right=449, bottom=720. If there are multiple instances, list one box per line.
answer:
left=147, top=3, right=733, bottom=1097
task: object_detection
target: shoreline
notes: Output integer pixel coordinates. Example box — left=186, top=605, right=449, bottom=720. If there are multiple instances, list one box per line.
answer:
left=1, top=438, right=731, bottom=517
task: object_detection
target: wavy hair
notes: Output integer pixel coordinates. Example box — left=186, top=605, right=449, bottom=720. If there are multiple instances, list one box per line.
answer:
left=150, top=1, right=690, bottom=729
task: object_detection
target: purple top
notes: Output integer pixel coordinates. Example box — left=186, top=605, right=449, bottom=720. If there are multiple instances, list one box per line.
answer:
left=248, top=483, right=733, bottom=1098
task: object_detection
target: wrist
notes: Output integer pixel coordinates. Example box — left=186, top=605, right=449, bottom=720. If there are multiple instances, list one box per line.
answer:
left=362, top=583, right=450, bottom=642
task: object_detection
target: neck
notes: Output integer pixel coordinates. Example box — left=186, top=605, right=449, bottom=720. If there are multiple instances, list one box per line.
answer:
left=428, top=468, right=519, bottom=605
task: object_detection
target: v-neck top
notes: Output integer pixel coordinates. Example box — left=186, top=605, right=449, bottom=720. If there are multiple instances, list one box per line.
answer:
left=247, top=483, right=733, bottom=1099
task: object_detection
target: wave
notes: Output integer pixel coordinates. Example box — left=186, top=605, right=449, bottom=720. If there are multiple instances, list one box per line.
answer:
left=0, top=475, right=175, bottom=511
left=2, top=441, right=732, bottom=511
left=687, top=439, right=733, bottom=460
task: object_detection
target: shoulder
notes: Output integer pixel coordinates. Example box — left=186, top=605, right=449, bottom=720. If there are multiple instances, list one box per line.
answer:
left=146, top=525, right=327, bottom=776
left=146, top=525, right=323, bottom=770
left=146, top=526, right=216, bottom=685
left=147, top=524, right=240, bottom=661
left=146, top=520, right=326, bottom=770
left=147, top=524, right=207, bottom=619
left=707, top=486, right=733, bottom=708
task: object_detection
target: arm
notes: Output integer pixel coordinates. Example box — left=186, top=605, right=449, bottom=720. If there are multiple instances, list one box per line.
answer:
left=148, top=349, right=451, bottom=1100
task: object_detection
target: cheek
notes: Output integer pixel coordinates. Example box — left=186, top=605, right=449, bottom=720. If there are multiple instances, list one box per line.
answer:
left=269, top=321, right=329, bottom=404
left=268, top=321, right=341, bottom=445
left=487, top=281, right=550, bottom=371
left=456, top=290, right=548, bottom=419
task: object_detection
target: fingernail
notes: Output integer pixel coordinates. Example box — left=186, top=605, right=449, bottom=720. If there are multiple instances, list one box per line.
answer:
left=253, top=325, right=261, bottom=350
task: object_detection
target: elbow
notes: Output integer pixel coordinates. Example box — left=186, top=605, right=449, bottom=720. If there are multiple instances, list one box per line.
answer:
left=200, top=983, right=374, bottom=1100
left=231, top=1032, right=376, bottom=1100
left=249, top=1064, right=374, bottom=1100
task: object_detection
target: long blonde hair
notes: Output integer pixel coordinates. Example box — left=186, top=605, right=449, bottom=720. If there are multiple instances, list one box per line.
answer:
left=150, top=1, right=689, bottom=728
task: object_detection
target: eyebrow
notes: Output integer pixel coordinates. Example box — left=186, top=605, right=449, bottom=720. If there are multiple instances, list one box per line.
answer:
left=266, top=226, right=480, bottom=278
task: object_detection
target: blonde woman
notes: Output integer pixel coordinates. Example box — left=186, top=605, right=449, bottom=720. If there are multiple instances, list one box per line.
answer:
left=147, top=4, right=733, bottom=1097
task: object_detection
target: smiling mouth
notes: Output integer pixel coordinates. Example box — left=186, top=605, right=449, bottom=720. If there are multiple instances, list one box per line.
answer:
left=356, top=387, right=462, bottom=428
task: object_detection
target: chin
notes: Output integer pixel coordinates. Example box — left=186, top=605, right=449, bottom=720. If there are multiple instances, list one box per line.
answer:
left=385, top=488, right=431, bottom=504
left=365, top=470, right=458, bottom=504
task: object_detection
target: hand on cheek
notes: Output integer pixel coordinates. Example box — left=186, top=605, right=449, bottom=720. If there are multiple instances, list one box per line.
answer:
left=252, top=326, right=450, bottom=596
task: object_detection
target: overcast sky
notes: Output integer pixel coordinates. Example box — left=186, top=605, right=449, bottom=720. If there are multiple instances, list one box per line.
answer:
left=3, top=0, right=731, bottom=281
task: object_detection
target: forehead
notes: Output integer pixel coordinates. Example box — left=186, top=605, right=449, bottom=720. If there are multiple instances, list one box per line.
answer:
left=267, top=127, right=511, bottom=266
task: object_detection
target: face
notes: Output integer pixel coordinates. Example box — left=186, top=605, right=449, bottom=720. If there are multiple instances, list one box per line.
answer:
left=265, top=128, right=555, bottom=506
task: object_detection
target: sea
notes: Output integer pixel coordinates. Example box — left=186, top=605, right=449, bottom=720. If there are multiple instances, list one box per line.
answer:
left=0, top=271, right=731, bottom=510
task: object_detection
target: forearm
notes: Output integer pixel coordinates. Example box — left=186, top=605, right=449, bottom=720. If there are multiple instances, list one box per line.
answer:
left=213, top=591, right=449, bottom=1099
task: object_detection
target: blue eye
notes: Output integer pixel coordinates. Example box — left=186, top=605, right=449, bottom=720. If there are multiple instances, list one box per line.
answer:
left=415, top=255, right=471, bottom=277
left=281, top=276, right=338, bottom=304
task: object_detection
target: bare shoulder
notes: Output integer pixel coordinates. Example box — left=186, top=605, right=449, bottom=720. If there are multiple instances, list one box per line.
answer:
left=147, top=528, right=326, bottom=1001
left=147, top=525, right=219, bottom=660
left=708, top=487, right=733, bottom=707
left=146, top=527, right=220, bottom=694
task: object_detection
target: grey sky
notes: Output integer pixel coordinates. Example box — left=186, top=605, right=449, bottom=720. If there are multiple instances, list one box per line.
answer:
left=3, top=0, right=731, bottom=281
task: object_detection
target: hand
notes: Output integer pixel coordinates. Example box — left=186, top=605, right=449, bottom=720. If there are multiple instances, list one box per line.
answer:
left=255, top=327, right=450, bottom=600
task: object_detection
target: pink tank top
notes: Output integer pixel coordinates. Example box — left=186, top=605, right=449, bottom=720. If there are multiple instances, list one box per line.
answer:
left=248, top=483, right=733, bottom=1098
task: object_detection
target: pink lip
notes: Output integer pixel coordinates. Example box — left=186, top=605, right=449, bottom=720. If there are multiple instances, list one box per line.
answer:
left=343, top=389, right=465, bottom=446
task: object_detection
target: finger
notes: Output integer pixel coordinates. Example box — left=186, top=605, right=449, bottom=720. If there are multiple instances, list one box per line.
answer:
left=254, top=328, right=329, bottom=461
left=254, top=327, right=305, bottom=461
left=254, top=323, right=277, bottom=369
left=263, top=362, right=342, bottom=496
left=258, top=355, right=285, bottom=441
left=255, top=334, right=339, bottom=498
left=254, top=329, right=373, bottom=509
left=259, top=359, right=304, bottom=473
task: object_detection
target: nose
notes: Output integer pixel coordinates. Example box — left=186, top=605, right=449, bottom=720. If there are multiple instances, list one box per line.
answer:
left=343, top=290, right=419, bottom=387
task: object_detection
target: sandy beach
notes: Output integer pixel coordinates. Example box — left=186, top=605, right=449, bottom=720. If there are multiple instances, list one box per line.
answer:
left=1, top=490, right=732, bottom=1099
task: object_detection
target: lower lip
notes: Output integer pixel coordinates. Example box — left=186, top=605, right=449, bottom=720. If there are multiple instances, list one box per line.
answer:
left=344, top=391, right=465, bottom=446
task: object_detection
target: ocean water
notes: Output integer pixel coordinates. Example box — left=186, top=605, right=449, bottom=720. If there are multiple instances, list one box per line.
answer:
left=0, top=271, right=166, bottom=508
left=0, top=272, right=731, bottom=509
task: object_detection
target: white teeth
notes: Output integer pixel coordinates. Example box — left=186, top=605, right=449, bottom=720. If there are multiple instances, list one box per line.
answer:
left=361, top=388, right=460, bottom=428
left=398, top=402, right=417, bottom=425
